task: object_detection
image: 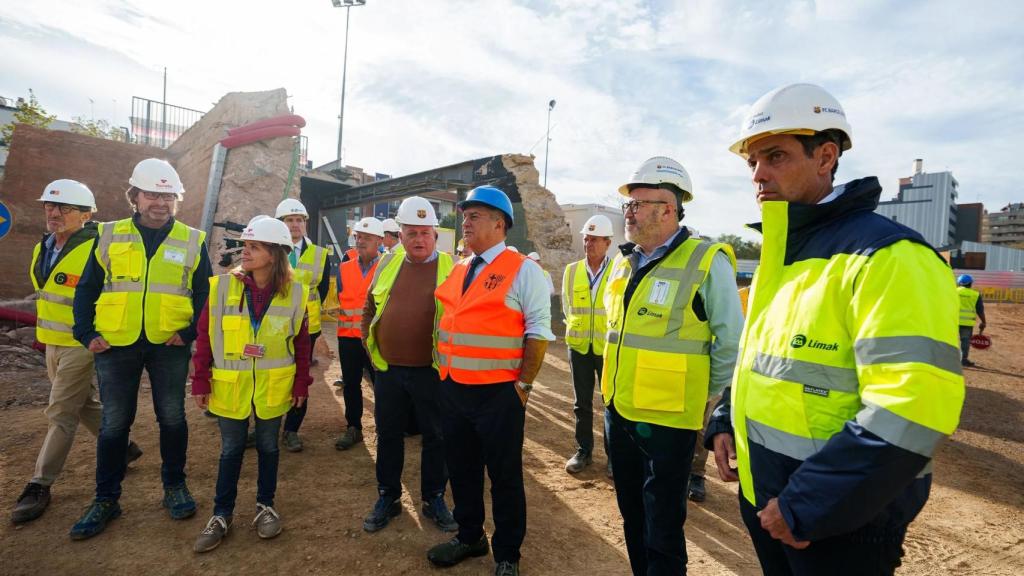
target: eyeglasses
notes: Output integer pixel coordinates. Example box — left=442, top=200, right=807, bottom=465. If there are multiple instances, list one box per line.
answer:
left=43, top=202, right=83, bottom=215
left=621, top=200, right=669, bottom=214
left=140, top=191, right=179, bottom=202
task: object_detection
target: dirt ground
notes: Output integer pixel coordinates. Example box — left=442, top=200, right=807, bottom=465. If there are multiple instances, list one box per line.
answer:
left=1, top=306, right=1022, bottom=575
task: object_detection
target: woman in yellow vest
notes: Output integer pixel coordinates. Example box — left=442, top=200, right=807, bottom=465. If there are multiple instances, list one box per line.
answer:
left=190, top=216, right=311, bottom=553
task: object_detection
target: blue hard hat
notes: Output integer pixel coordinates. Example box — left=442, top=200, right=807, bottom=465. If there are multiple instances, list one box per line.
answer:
left=957, top=274, right=973, bottom=286
left=459, top=185, right=514, bottom=229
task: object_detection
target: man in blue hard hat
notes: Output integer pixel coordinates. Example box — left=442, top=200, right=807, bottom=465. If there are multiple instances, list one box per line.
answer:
left=955, top=274, right=986, bottom=367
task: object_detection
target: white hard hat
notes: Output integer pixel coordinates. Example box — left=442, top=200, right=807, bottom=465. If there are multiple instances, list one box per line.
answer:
left=382, top=218, right=401, bottom=233
left=618, top=157, right=693, bottom=203
left=580, top=214, right=614, bottom=237
left=37, top=179, right=97, bottom=212
left=395, top=196, right=439, bottom=226
left=354, top=217, right=385, bottom=238
left=527, top=251, right=540, bottom=261
left=507, top=246, right=519, bottom=253
left=275, top=198, right=308, bottom=219
left=729, top=83, right=853, bottom=157
left=240, top=215, right=293, bottom=250
left=129, top=158, right=184, bottom=195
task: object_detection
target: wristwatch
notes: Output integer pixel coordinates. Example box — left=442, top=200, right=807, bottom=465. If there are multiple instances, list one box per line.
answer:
left=517, top=380, right=534, bottom=393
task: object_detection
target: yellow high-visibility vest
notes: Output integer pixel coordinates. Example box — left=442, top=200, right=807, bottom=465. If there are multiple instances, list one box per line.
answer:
left=30, top=240, right=93, bottom=346
left=956, top=286, right=979, bottom=327
left=293, top=241, right=330, bottom=334
left=562, top=258, right=610, bottom=355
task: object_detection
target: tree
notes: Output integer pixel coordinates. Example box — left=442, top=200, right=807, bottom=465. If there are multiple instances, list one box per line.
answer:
left=715, top=233, right=762, bottom=260
left=1, top=89, right=57, bottom=144
left=440, top=212, right=459, bottom=230
left=70, top=117, right=127, bottom=142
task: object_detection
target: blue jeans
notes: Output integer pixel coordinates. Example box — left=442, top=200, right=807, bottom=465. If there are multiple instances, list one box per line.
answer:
left=94, top=342, right=190, bottom=501
left=214, top=412, right=282, bottom=517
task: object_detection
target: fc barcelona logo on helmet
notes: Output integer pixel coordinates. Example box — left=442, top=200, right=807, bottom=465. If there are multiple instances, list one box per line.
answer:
left=417, top=209, right=427, bottom=218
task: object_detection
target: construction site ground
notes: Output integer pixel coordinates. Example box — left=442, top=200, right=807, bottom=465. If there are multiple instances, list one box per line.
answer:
left=1, top=305, right=1022, bottom=575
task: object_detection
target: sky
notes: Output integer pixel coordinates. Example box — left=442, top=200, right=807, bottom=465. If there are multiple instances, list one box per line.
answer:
left=1, top=0, right=1021, bottom=239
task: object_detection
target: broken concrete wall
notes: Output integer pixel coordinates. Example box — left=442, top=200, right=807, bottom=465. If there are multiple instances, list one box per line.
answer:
left=169, top=89, right=297, bottom=272
left=0, top=125, right=168, bottom=298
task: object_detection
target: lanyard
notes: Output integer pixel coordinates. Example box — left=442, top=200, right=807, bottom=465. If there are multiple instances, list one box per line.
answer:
left=242, top=285, right=264, bottom=335
left=588, top=258, right=608, bottom=290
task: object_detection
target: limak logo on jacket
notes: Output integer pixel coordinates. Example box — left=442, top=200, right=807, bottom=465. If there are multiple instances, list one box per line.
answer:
left=790, top=334, right=838, bottom=351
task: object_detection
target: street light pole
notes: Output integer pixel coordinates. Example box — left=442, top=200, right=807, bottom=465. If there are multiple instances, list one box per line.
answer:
left=544, top=99, right=556, bottom=188
left=333, top=0, right=367, bottom=165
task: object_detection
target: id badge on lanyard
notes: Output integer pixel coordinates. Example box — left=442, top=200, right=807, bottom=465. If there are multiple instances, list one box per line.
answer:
left=242, top=285, right=265, bottom=358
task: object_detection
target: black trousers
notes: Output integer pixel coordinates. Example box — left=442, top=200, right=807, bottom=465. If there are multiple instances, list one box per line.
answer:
left=283, top=332, right=320, bottom=433
left=374, top=365, right=447, bottom=500
left=441, top=378, right=526, bottom=563
left=338, top=336, right=375, bottom=429
left=568, top=345, right=605, bottom=455
left=958, top=326, right=973, bottom=362
left=739, top=490, right=907, bottom=576
left=606, top=405, right=697, bottom=576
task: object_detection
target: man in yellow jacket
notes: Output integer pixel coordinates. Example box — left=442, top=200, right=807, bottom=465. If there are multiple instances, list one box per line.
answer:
left=70, top=158, right=212, bottom=539
left=706, top=83, right=965, bottom=575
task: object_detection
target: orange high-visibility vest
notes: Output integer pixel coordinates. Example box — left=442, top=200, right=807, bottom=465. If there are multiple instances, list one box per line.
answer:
left=435, top=249, right=527, bottom=384
left=337, top=257, right=378, bottom=338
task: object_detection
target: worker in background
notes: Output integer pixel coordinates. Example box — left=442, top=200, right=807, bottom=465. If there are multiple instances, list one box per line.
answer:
left=956, top=274, right=986, bottom=367
left=191, top=216, right=311, bottom=552
left=603, top=157, right=743, bottom=575
left=382, top=218, right=402, bottom=253
left=561, top=214, right=614, bottom=477
left=707, top=83, right=965, bottom=575
left=275, top=198, right=331, bottom=452
left=334, top=216, right=384, bottom=450
left=360, top=196, right=457, bottom=534
left=426, top=186, right=553, bottom=576
left=70, top=158, right=211, bottom=539
left=527, top=252, right=556, bottom=296
left=11, top=180, right=143, bottom=525
left=456, top=239, right=473, bottom=260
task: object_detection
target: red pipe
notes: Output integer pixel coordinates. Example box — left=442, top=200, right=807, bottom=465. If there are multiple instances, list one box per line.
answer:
left=227, top=114, right=306, bottom=136
left=219, top=125, right=301, bottom=149
left=0, top=306, right=45, bottom=353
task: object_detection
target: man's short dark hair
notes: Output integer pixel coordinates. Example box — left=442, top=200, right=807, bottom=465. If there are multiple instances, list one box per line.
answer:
left=794, top=129, right=844, bottom=182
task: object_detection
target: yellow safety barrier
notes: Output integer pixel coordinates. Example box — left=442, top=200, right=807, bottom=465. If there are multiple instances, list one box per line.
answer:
left=322, top=276, right=341, bottom=321
left=978, top=286, right=1024, bottom=304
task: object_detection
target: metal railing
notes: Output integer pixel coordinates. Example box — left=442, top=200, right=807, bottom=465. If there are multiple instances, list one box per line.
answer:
left=129, top=96, right=205, bottom=148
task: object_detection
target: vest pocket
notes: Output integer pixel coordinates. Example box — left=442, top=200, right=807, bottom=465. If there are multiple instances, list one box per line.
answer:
left=160, top=296, right=194, bottom=331
left=266, top=365, right=296, bottom=407
left=209, top=368, right=242, bottom=414
left=221, top=316, right=244, bottom=355
left=108, top=243, right=142, bottom=279
left=632, top=349, right=687, bottom=412
left=95, top=292, right=128, bottom=333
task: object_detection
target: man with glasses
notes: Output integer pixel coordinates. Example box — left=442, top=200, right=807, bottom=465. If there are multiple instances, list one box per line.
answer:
left=603, top=157, right=743, bottom=575
left=70, top=158, right=211, bottom=539
left=11, top=180, right=144, bottom=524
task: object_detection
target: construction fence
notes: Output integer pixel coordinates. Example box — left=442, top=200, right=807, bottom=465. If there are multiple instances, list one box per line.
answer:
left=954, top=269, right=1024, bottom=303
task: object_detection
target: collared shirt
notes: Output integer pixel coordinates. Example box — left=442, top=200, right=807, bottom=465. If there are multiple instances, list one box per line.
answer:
left=405, top=249, right=439, bottom=264
left=335, top=253, right=380, bottom=293
left=466, top=241, right=555, bottom=341
left=585, top=255, right=610, bottom=301
left=634, top=228, right=684, bottom=269
left=42, top=234, right=63, bottom=278
left=817, top=183, right=847, bottom=204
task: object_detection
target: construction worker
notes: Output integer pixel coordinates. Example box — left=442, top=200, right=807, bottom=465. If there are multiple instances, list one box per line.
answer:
left=190, top=216, right=311, bottom=552
left=561, top=214, right=614, bottom=476
left=275, top=198, right=331, bottom=452
left=527, top=252, right=556, bottom=295
left=381, top=218, right=402, bottom=253
left=334, top=216, right=383, bottom=450
left=706, top=83, right=965, bottom=575
left=956, top=274, right=986, bottom=367
left=70, top=158, right=211, bottom=539
left=427, top=186, right=553, bottom=576
left=603, top=157, right=743, bottom=575
left=360, top=196, right=457, bottom=534
left=11, top=180, right=142, bottom=525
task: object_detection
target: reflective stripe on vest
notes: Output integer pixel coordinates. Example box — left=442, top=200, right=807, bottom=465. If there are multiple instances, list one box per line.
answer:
left=435, top=249, right=526, bottom=384
left=337, top=256, right=377, bottom=338
left=207, top=274, right=308, bottom=420
left=30, top=240, right=92, bottom=346
left=956, top=286, right=979, bottom=327
left=366, top=251, right=455, bottom=372
left=601, top=238, right=732, bottom=429
left=294, top=242, right=328, bottom=334
left=93, top=219, right=205, bottom=346
left=562, top=259, right=610, bottom=355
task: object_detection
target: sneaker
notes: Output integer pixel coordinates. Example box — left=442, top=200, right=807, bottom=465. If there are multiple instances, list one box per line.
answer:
left=11, top=482, right=50, bottom=524
left=126, top=441, right=143, bottom=466
left=335, top=426, right=363, bottom=450
left=194, top=515, right=232, bottom=553
left=495, top=560, right=520, bottom=576
left=162, top=483, right=197, bottom=519
left=962, top=359, right=976, bottom=367
left=363, top=495, right=401, bottom=533
left=69, top=500, right=121, bottom=540
left=565, top=449, right=592, bottom=474
left=422, top=494, right=458, bottom=532
left=282, top=431, right=303, bottom=453
left=687, top=474, right=706, bottom=503
left=252, top=503, right=282, bottom=539
left=427, top=535, right=490, bottom=567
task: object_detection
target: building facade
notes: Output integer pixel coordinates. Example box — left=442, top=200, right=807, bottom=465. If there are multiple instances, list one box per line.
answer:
left=875, top=159, right=959, bottom=249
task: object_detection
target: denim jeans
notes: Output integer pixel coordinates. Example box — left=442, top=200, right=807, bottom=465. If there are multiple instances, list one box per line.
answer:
left=568, top=346, right=605, bottom=455
left=94, top=342, right=190, bottom=501
left=214, top=412, right=282, bottom=517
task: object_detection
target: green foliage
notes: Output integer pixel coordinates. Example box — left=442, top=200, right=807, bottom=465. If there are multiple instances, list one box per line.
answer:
left=1, top=89, right=56, bottom=143
left=715, top=233, right=762, bottom=260
left=440, top=212, right=459, bottom=230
